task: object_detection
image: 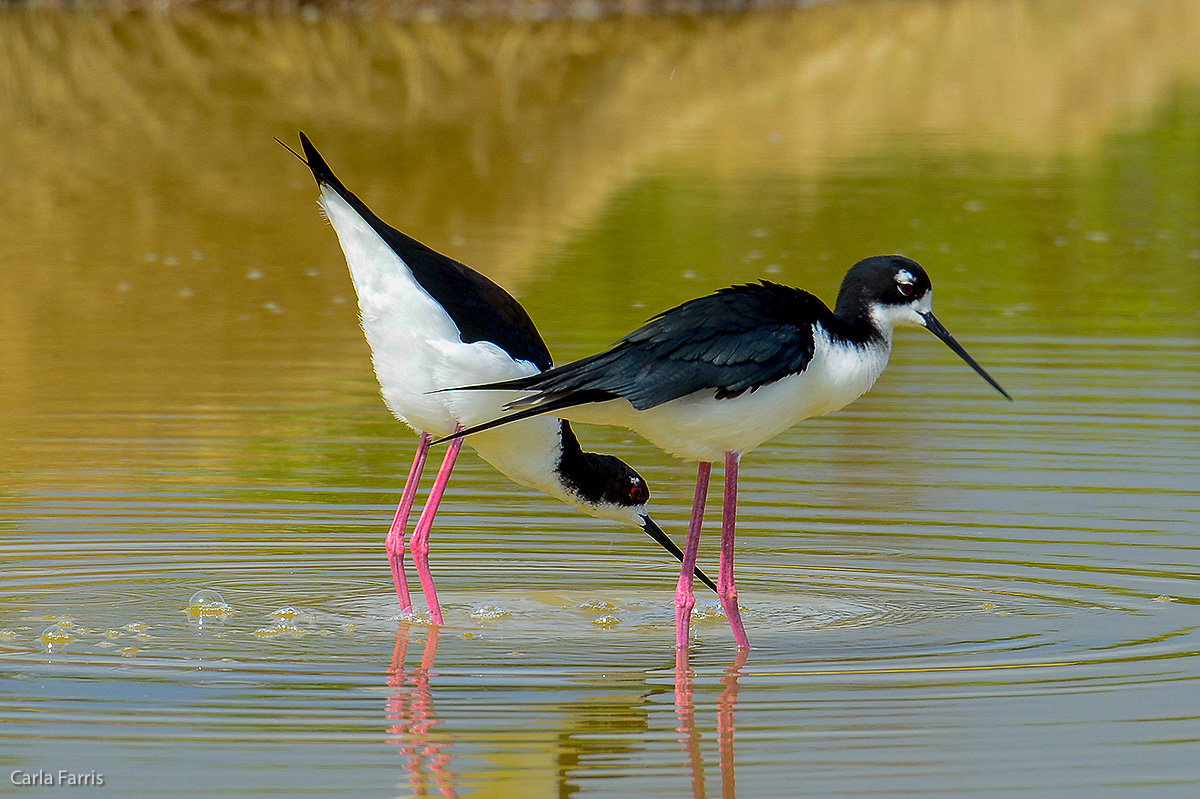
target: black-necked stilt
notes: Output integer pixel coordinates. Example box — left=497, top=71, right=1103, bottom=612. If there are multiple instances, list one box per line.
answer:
left=440, top=256, right=1010, bottom=649
left=287, top=133, right=715, bottom=625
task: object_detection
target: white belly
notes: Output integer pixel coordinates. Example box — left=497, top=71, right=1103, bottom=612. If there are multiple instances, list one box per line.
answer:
left=320, top=186, right=543, bottom=437
left=319, top=182, right=600, bottom=514
left=560, top=331, right=891, bottom=462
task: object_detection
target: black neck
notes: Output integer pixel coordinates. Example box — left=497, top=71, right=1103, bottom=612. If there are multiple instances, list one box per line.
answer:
left=555, top=421, right=628, bottom=505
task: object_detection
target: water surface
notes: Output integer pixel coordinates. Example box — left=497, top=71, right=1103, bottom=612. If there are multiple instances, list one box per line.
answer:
left=3, top=1, right=1200, bottom=796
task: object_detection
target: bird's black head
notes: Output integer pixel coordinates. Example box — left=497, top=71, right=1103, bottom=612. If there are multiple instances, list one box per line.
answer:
left=555, top=421, right=652, bottom=526
left=569, top=451, right=651, bottom=509
left=834, top=255, right=932, bottom=322
left=555, top=438, right=717, bottom=592
left=834, top=254, right=1011, bottom=400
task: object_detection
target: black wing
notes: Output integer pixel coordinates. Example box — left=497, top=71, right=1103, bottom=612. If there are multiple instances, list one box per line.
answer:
left=574, top=281, right=827, bottom=408
left=439, top=282, right=833, bottom=441
left=296, top=132, right=553, bottom=372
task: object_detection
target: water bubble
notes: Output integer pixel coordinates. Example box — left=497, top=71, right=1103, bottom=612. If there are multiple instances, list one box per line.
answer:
left=578, top=599, right=616, bottom=612
left=271, top=606, right=303, bottom=621
left=254, top=622, right=305, bottom=638
left=470, top=603, right=510, bottom=620
left=187, top=589, right=235, bottom=618
left=119, top=647, right=140, bottom=657
left=592, top=615, right=620, bottom=628
left=41, top=623, right=75, bottom=651
left=395, top=610, right=431, bottom=624
left=692, top=602, right=727, bottom=620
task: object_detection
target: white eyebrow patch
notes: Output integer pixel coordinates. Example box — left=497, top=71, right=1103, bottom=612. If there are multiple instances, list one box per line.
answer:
left=896, top=269, right=915, bottom=285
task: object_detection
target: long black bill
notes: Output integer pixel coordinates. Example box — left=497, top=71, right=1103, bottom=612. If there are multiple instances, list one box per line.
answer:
left=920, top=312, right=1011, bottom=400
left=642, top=515, right=718, bottom=594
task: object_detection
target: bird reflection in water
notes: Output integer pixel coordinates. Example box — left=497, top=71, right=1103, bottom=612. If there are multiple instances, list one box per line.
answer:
left=384, top=622, right=743, bottom=797
left=675, top=650, right=748, bottom=798
left=386, top=624, right=459, bottom=798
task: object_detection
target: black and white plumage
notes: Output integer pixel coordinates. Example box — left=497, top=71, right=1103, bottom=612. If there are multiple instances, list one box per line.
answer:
left=451, top=281, right=843, bottom=420
left=442, top=255, right=1010, bottom=653
left=506, top=281, right=830, bottom=408
left=446, top=259, right=1009, bottom=461
left=289, top=133, right=715, bottom=625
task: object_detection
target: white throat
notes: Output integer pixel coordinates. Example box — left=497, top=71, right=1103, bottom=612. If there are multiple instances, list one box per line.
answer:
left=869, top=290, right=933, bottom=339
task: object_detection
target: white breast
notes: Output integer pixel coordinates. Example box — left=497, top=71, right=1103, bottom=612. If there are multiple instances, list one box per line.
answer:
left=560, top=328, right=892, bottom=462
left=319, top=186, right=584, bottom=501
left=320, top=187, right=546, bottom=436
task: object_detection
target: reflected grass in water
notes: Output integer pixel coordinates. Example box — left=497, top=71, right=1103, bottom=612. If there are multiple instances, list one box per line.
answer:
left=3, top=0, right=1200, bottom=796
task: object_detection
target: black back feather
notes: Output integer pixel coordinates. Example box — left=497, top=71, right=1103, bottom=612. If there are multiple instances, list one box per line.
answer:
left=505, top=281, right=836, bottom=411
left=297, top=133, right=553, bottom=372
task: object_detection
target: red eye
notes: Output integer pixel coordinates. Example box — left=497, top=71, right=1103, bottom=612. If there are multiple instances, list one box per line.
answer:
left=629, top=484, right=648, bottom=503
left=897, top=281, right=915, bottom=297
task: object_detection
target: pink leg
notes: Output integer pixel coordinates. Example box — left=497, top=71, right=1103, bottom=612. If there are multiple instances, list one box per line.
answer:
left=409, top=426, right=464, bottom=626
left=675, top=461, right=712, bottom=661
left=720, top=451, right=750, bottom=649
left=388, top=432, right=432, bottom=615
